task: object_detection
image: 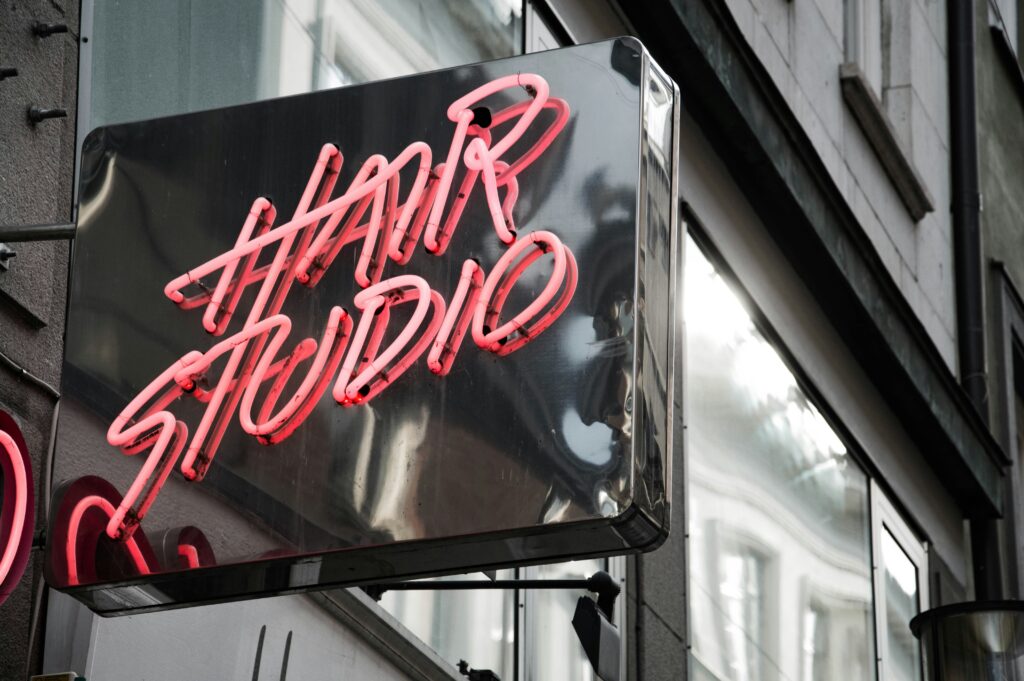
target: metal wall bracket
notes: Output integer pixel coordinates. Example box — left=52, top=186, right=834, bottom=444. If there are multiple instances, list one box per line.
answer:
left=362, top=570, right=621, bottom=619
left=0, top=243, right=15, bottom=271
left=0, top=223, right=76, bottom=242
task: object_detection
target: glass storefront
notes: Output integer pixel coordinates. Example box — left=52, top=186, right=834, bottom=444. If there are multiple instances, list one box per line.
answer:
left=684, top=233, right=928, bottom=681
left=86, top=0, right=523, bottom=128
left=684, top=234, right=876, bottom=681
left=380, top=570, right=517, bottom=679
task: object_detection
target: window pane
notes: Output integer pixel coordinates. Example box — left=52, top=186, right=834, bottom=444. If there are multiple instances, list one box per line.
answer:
left=88, top=0, right=523, bottom=128
left=379, top=570, right=516, bottom=678
left=685, top=236, right=876, bottom=681
left=881, top=528, right=921, bottom=681
left=524, top=559, right=605, bottom=681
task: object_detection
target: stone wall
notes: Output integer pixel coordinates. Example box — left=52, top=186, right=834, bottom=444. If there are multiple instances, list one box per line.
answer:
left=720, top=0, right=958, bottom=370
left=0, top=0, right=79, bottom=678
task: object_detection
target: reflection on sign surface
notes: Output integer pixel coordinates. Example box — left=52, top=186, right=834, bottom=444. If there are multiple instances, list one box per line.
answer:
left=50, top=39, right=679, bottom=614
left=99, top=74, right=576, bottom=555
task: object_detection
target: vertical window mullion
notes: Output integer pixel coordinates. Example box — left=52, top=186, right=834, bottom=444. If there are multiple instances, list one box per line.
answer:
left=871, top=480, right=929, bottom=681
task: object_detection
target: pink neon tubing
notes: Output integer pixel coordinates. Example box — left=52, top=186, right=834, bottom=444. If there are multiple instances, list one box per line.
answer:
left=457, top=74, right=550, bottom=244
left=472, top=231, right=578, bottom=355
left=487, top=97, right=570, bottom=185
left=333, top=275, right=445, bottom=404
left=0, top=431, right=27, bottom=587
left=423, top=111, right=475, bottom=253
left=178, top=544, right=201, bottom=569
left=298, top=143, right=433, bottom=287
left=486, top=242, right=577, bottom=355
left=201, top=199, right=277, bottom=335
left=424, top=76, right=559, bottom=252
left=388, top=163, right=444, bottom=264
left=106, top=352, right=204, bottom=539
left=104, top=74, right=575, bottom=543
left=161, top=144, right=337, bottom=482
left=238, top=306, right=352, bottom=443
left=66, top=495, right=150, bottom=586
left=355, top=173, right=391, bottom=288
left=175, top=142, right=351, bottom=480
left=448, top=74, right=550, bottom=161
left=428, top=259, right=484, bottom=375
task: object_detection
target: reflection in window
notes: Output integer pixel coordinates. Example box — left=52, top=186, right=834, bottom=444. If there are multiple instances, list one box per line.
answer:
left=719, top=549, right=767, bottom=681
left=89, top=0, right=523, bottom=128
left=524, top=559, right=606, bottom=681
left=881, top=528, right=921, bottom=681
left=379, top=558, right=620, bottom=681
left=685, top=236, right=876, bottom=681
left=380, top=570, right=516, bottom=679
left=801, top=601, right=829, bottom=681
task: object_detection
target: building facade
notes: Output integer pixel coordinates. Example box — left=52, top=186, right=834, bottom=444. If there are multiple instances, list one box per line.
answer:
left=1, top=0, right=1022, bottom=679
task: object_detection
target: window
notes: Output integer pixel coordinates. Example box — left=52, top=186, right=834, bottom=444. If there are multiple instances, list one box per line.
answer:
left=522, top=559, right=626, bottom=681
left=377, top=558, right=626, bottom=680
left=685, top=234, right=876, bottom=681
left=83, top=0, right=524, bottom=129
left=871, top=482, right=928, bottom=681
left=379, top=570, right=518, bottom=679
left=685, top=232, right=930, bottom=681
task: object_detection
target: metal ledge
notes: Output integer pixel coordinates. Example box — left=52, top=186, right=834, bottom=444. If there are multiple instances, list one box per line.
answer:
left=0, top=223, right=76, bottom=242
left=839, top=63, right=935, bottom=222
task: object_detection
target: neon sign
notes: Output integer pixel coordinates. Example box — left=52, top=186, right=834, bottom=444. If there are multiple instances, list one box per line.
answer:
left=53, top=39, right=680, bottom=614
left=101, top=74, right=576, bottom=547
left=0, top=414, right=34, bottom=606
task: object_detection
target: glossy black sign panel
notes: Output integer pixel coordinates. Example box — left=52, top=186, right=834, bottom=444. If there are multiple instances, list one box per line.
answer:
left=48, top=39, right=681, bottom=614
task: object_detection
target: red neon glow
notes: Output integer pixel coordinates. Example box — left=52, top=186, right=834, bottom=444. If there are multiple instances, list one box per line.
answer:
left=428, top=259, right=484, bottom=375
left=334, top=275, right=446, bottom=404
left=473, top=230, right=578, bottom=355
left=99, top=74, right=577, bottom=548
left=66, top=495, right=150, bottom=585
left=50, top=476, right=216, bottom=584
left=0, top=415, right=34, bottom=606
left=177, top=544, right=201, bottom=569
left=0, top=430, right=28, bottom=588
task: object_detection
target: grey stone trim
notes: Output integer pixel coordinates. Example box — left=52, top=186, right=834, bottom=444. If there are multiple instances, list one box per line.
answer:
left=839, top=62, right=936, bottom=222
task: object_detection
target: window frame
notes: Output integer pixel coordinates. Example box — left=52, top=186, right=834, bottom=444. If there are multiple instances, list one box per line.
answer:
left=685, top=204, right=934, bottom=680
left=870, top=479, right=929, bottom=681
left=991, top=261, right=1024, bottom=597
left=685, top=211, right=877, bottom=679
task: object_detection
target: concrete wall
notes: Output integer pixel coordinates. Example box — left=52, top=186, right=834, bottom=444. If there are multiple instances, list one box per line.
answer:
left=977, top=0, right=1024, bottom=595
left=720, top=0, right=958, bottom=371
left=0, top=0, right=79, bottom=678
left=41, top=589, right=451, bottom=681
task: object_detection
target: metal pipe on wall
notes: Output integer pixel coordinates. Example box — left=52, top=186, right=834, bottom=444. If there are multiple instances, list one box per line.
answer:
left=950, top=0, right=1004, bottom=600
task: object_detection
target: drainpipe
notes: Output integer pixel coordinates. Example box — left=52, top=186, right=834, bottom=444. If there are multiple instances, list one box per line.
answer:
left=950, top=0, right=1001, bottom=600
